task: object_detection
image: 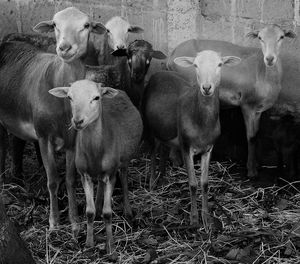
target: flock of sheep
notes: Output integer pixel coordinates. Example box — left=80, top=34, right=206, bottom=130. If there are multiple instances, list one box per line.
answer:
left=0, top=5, right=299, bottom=260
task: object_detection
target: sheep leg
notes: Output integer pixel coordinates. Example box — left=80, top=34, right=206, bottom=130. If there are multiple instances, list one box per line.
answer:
left=38, top=138, right=60, bottom=229
left=10, top=136, right=25, bottom=180
left=65, top=150, right=79, bottom=238
left=149, top=144, right=157, bottom=190
left=10, top=137, right=43, bottom=180
left=95, top=180, right=104, bottom=220
left=119, top=167, right=133, bottom=222
left=274, top=144, right=283, bottom=181
left=294, top=148, right=299, bottom=179
left=34, top=142, right=43, bottom=168
left=81, top=172, right=95, bottom=248
left=169, top=147, right=183, bottom=167
left=200, top=147, right=212, bottom=232
left=284, top=145, right=297, bottom=179
left=183, top=148, right=199, bottom=226
left=0, top=125, right=7, bottom=186
left=158, top=144, right=169, bottom=185
left=103, top=171, right=117, bottom=256
left=242, top=107, right=261, bottom=178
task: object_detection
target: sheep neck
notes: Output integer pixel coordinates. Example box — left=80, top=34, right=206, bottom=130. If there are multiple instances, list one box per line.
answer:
left=53, top=57, right=86, bottom=87
left=80, top=103, right=104, bottom=151
left=255, top=51, right=283, bottom=107
left=195, top=85, right=220, bottom=126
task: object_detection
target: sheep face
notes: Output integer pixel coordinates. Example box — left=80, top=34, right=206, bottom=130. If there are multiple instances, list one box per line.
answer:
left=112, top=40, right=167, bottom=83
left=33, top=7, right=106, bottom=63
left=49, top=80, right=118, bottom=130
left=105, top=16, right=143, bottom=51
left=174, top=50, right=241, bottom=96
left=247, top=25, right=296, bottom=67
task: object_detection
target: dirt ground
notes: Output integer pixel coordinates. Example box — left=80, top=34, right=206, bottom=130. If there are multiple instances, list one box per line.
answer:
left=1, top=142, right=300, bottom=264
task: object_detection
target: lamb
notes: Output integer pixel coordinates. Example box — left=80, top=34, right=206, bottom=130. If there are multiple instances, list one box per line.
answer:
left=49, top=79, right=143, bottom=256
left=111, top=39, right=166, bottom=107
left=142, top=51, right=240, bottom=229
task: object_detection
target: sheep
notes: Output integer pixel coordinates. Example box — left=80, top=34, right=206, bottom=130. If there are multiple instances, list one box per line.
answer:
left=142, top=51, right=241, bottom=229
left=49, top=79, right=143, bottom=257
left=167, top=25, right=296, bottom=179
left=0, top=7, right=106, bottom=236
left=111, top=39, right=166, bottom=107
left=87, top=39, right=167, bottom=108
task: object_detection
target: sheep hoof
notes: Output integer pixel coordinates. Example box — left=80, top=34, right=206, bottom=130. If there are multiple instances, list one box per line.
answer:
left=72, top=223, right=80, bottom=240
left=190, top=214, right=199, bottom=226
left=85, top=240, right=94, bottom=249
left=157, top=177, right=168, bottom=188
left=49, top=222, right=59, bottom=231
left=124, top=211, right=134, bottom=225
left=247, top=170, right=258, bottom=179
left=106, top=242, right=117, bottom=261
left=247, top=163, right=258, bottom=179
left=201, top=211, right=211, bottom=232
left=109, top=252, right=118, bottom=262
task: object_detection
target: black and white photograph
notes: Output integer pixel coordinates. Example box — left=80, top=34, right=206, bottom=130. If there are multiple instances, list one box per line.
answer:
left=0, top=0, right=299, bottom=263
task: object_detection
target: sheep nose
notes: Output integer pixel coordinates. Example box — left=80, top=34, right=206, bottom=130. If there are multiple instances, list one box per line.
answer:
left=73, top=119, right=84, bottom=128
left=131, top=72, right=137, bottom=79
left=59, top=43, right=72, bottom=52
left=202, top=84, right=212, bottom=94
left=265, top=55, right=275, bottom=65
left=116, top=44, right=125, bottom=49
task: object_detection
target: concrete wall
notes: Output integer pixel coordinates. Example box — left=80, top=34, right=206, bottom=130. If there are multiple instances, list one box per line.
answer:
left=0, top=0, right=299, bottom=55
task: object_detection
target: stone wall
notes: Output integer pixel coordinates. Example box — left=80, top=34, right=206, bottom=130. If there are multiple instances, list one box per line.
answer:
left=0, top=0, right=299, bottom=55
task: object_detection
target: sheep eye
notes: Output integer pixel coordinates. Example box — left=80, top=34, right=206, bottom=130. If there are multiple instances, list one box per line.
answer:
left=217, top=62, right=222, bottom=67
left=67, top=95, right=72, bottom=100
left=258, top=36, right=262, bottom=40
left=193, top=64, right=197, bottom=68
left=84, top=23, right=90, bottom=29
left=106, top=29, right=110, bottom=33
left=94, top=96, right=100, bottom=101
left=280, top=35, right=284, bottom=40
left=53, top=22, right=56, bottom=28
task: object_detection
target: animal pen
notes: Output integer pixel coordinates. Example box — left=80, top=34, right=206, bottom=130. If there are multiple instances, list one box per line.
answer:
left=0, top=0, right=300, bottom=263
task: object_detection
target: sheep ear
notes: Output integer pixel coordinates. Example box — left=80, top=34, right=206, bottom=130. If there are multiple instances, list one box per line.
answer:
left=128, top=26, right=144, bottom=33
left=151, top=50, right=167, bottom=60
left=48, top=87, right=69, bottom=98
left=284, top=29, right=296, bottom=38
left=222, top=56, right=241, bottom=67
left=91, top=22, right=107, bottom=35
left=100, top=87, right=119, bottom=98
left=246, top=30, right=259, bottom=39
left=33, top=20, right=54, bottom=33
left=174, top=56, right=194, bottom=67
